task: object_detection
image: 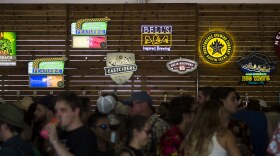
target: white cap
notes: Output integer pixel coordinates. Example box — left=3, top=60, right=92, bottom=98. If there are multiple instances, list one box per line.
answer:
left=96, top=95, right=116, bottom=114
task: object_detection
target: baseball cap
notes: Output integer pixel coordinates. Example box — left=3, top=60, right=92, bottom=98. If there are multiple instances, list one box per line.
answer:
left=126, top=91, right=153, bottom=106
left=96, top=95, right=116, bottom=114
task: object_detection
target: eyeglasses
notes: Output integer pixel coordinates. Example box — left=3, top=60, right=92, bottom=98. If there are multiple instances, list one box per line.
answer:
left=95, top=124, right=112, bottom=131
left=141, top=129, right=151, bottom=135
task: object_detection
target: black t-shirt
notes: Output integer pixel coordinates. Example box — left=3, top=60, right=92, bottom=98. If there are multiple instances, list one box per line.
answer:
left=60, top=125, right=97, bottom=156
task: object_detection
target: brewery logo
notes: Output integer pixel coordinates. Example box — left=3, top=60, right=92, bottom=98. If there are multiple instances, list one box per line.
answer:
left=104, top=53, right=137, bottom=85
left=141, top=25, right=172, bottom=51
left=166, top=58, right=198, bottom=74
left=200, top=31, right=233, bottom=64
left=237, top=53, right=275, bottom=85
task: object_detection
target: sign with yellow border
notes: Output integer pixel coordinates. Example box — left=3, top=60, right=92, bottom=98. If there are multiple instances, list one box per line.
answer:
left=200, top=31, right=233, bottom=64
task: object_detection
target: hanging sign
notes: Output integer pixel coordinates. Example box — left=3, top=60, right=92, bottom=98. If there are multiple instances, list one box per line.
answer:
left=200, top=31, right=233, bottom=64
left=141, top=25, right=172, bottom=51
left=72, top=17, right=110, bottom=49
left=0, top=32, right=16, bottom=66
left=29, top=75, right=64, bottom=88
left=166, top=58, right=198, bottom=74
left=28, top=57, right=67, bottom=88
left=274, top=31, right=280, bottom=58
left=237, top=53, right=275, bottom=85
left=104, top=53, right=137, bottom=85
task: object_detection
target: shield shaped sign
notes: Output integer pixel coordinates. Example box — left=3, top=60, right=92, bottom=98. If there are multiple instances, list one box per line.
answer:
left=166, top=58, right=198, bottom=74
left=104, top=53, right=137, bottom=85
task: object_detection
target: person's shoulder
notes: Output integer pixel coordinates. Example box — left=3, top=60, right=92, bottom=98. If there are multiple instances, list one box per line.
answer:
left=221, top=129, right=235, bottom=141
left=150, top=115, right=169, bottom=127
left=0, top=145, right=20, bottom=156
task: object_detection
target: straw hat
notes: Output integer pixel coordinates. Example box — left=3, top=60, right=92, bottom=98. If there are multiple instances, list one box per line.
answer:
left=13, top=96, right=34, bottom=111
left=0, top=103, right=28, bottom=129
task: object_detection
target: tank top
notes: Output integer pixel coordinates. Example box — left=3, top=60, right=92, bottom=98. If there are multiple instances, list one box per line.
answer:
left=208, top=133, right=228, bottom=156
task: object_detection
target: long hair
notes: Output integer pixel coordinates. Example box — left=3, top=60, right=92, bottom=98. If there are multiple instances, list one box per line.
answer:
left=120, top=115, right=148, bottom=145
left=187, top=99, right=224, bottom=156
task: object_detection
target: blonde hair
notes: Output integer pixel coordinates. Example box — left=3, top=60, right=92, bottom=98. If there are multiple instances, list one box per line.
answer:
left=186, top=99, right=225, bottom=156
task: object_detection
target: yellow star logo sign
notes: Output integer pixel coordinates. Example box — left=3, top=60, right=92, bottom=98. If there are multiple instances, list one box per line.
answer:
left=200, top=31, right=233, bottom=64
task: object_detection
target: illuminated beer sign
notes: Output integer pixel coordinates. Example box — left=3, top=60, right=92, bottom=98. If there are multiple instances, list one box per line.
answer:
left=200, top=31, right=233, bottom=64
left=237, top=53, right=275, bottom=85
left=0, top=32, right=16, bottom=66
left=72, top=17, right=110, bottom=49
left=28, top=57, right=67, bottom=88
left=141, top=25, right=172, bottom=51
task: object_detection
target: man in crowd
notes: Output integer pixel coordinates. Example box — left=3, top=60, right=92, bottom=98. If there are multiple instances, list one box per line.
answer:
left=197, top=87, right=214, bottom=105
left=127, top=91, right=169, bottom=156
left=47, top=92, right=97, bottom=156
left=0, top=103, right=35, bottom=155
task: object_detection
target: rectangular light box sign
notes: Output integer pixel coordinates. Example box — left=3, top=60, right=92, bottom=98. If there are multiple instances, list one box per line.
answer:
left=72, top=36, right=107, bottom=48
left=141, top=25, right=172, bottom=51
left=28, top=61, right=64, bottom=75
left=29, top=75, right=64, bottom=88
left=0, top=32, right=16, bottom=66
left=71, top=22, right=108, bottom=35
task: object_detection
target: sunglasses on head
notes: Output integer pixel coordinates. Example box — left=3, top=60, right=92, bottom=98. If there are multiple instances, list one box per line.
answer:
left=96, top=124, right=112, bottom=131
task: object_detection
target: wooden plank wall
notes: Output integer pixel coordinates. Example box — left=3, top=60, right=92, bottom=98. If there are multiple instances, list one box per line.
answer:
left=198, top=4, right=280, bottom=105
left=0, top=3, right=279, bottom=107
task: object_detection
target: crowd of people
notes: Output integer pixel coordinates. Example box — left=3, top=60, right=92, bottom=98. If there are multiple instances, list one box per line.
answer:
left=0, top=87, right=279, bottom=156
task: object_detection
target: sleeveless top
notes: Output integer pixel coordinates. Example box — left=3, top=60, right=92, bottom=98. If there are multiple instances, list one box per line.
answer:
left=208, top=133, right=227, bottom=156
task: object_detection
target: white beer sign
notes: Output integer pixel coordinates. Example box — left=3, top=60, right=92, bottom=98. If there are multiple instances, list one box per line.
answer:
left=104, top=53, right=137, bottom=85
left=166, top=58, right=198, bottom=74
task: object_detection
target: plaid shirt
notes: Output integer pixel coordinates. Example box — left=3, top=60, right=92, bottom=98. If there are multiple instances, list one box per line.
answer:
left=158, top=125, right=184, bottom=156
left=145, top=114, right=169, bottom=155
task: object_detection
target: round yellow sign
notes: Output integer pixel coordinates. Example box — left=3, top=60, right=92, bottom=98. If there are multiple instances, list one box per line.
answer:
left=200, top=31, right=233, bottom=64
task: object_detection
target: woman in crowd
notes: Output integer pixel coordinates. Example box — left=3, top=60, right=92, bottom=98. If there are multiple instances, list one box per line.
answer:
left=88, top=113, right=115, bottom=156
left=210, top=87, right=253, bottom=156
left=118, top=115, right=150, bottom=156
left=186, top=99, right=241, bottom=156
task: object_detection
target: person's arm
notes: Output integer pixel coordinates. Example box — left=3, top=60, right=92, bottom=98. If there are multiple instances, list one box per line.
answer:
left=225, top=130, right=241, bottom=156
left=47, top=124, right=74, bottom=156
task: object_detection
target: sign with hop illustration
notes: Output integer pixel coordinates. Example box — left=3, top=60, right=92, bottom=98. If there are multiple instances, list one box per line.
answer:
left=0, top=32, right=16, bottom=66
left=104, top=53, right=137, bottom=85
left=28, top=57, right=67, bottom=88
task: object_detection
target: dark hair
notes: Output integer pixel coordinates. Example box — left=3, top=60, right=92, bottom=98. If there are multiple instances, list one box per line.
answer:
left=210, top=87, right=236, bottom=102
left=198, top=87, right=215, bottom=98
left=160, top=102, right=169, bottom=109
left=169, top=95, right=194, bottom=125
left=87, top=113, right=107, bottom=127
left=38, top=95, right=56, bottom=112
left=56, top=92, right=82, bottom=111
left=122, top=115, right=148, bottom=144
left=0, top=121, right=23, bottom=134
left=80, top=96, right=90, bottom=112
left=246, top=99, right=261, bottom=111
left=24, top=102, right=38, bottom=126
